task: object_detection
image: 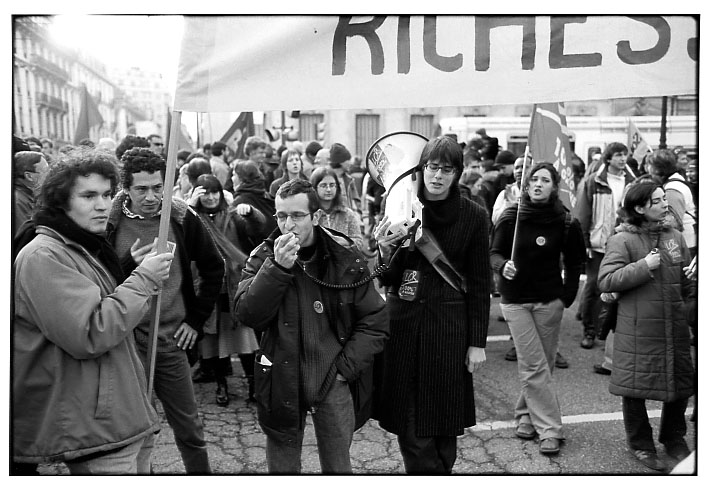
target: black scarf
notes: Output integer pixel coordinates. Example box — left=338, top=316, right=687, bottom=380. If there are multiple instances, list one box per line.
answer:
left=420, top=183, right=461, bottom=229
left=15, top=207, right=125, bottom=284
left=499, top=192, right=566, bottom=227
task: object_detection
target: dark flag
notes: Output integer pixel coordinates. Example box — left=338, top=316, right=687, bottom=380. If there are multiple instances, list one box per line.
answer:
left=220, top=112, right=254, bottom=159
left=73, top=85, right=103, bottom=145
left=528, top=102, right=576, bottom=210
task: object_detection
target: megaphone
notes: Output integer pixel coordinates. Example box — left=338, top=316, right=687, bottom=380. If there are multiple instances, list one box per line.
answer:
left=366, top=131, right=428, bottom=241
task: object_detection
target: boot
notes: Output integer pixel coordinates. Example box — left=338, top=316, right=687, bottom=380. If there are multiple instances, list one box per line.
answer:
left=216, top=380, right=229, bottom=406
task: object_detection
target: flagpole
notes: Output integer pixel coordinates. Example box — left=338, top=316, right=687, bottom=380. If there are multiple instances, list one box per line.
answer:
left=510, top=145, right=530, bottom=264
left=145, top=110, right=182, bottom=402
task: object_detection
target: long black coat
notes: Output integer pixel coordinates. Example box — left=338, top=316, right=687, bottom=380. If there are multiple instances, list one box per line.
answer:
left=374, top=195, right=491, bottom=437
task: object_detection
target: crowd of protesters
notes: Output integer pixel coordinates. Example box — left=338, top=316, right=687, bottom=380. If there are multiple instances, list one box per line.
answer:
left=11, top=129, right=697, bottom=475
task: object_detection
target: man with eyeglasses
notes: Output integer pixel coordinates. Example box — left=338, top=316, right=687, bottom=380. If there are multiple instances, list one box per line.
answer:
left=147, top=134, right=165, bottom=156
left=234, top=178, right=388, bottom=473
left=106, top=147, right=224, bottom=473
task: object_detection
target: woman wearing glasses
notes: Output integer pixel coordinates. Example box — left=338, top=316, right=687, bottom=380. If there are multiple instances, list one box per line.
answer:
left=597, top=181, right=695, bottom=471
left=189, top=174, right=268, bottom=405
left=373, top=136, right=491, bottom=473
left=310, top=166, right=364, bottom=252
left=489, top=163, right=585, bottom=456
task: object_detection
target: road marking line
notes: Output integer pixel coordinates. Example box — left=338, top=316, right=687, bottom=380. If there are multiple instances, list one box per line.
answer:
left=468, top=408, right=694, bottom=432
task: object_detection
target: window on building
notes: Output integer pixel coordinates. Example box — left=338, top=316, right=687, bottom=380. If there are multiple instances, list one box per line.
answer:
left=355, top=114, right=380, bottom=159
left=410, top=114, right=434, bottom=139
left=299, top=113, right=324, bottom=143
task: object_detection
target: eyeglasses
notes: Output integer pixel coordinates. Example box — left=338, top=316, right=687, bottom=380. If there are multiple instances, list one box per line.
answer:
left=274, top=211, right=312, bottom=223
left=424, top=162, right=456, bottom=175
left=317, top=183, right=338, bottom=190
left=152, top=142, right=164, bottom=147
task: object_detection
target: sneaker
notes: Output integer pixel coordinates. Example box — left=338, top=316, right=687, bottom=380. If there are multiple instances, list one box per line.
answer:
left=555, top=352, right=569, bottom=369
left=580, top=334, right=595, bottom=349
left=505, top=346, right=517, bottom=361
left=665, top=440, right=691, bottom=461
left=539, top=438, right=560, bottom=455
left=593, top=364, right=611, bottom=375
left=515, top=423, right=537, bottom=440
left=631, top=449, right=665, bottom=471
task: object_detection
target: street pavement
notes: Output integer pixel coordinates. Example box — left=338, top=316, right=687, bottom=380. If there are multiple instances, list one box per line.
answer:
left=36, top=290, right=697, bottom=476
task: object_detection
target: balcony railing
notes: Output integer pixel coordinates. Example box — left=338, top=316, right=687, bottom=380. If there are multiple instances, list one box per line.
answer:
left=35, top=91, right=67, bottom=112
left=29, top=53, right=70, bottom=81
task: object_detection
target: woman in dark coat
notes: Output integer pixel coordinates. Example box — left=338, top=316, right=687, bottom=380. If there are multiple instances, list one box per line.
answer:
left=489, top=163, right=585, bottom=456
left=598, top=180, right=695, bottom=472
left=372, top=136, right=491, bottom=473
left=190, top=174, right=269, bottom=405
left=231, top=160, right=278, bottom=242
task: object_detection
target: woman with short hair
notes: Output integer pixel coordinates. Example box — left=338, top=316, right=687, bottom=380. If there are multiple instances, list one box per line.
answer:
left=310, top=166, right=364, bottom=251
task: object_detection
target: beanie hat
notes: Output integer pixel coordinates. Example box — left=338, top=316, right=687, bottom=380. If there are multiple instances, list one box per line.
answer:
left=305, top=141, right=323, bottom=159
left=329, top=143, right=351, bottom=168
left=494, top=150, right=517, bottom=168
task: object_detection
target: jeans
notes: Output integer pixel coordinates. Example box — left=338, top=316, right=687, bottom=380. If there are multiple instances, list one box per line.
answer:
left=137, top=346, right=211, bottom=474
left=397, top=381, right=457, bottom=474
left=266, top=379, right=354, bottom=473
left=501, top=299, right=564, bottom=440
left=580, top=251, right=603, bottom=336
left=622, top=397, right=688, bottom=451
left=66, top=433, right=155, bottom=474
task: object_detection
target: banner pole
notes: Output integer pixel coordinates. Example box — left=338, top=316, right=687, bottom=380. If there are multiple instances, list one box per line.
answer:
left=146, top=110, right=182, bottom=402
left=510, top=145, right=530, bottom=264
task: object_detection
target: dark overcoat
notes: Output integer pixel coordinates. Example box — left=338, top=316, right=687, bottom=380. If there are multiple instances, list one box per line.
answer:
left=374, top=195, right=491, bottom=437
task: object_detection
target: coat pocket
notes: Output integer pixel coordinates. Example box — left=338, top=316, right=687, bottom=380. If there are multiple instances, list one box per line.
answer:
left=95, top=356, right=113, bottom=419
left=254, top=351, right=273, bottom=411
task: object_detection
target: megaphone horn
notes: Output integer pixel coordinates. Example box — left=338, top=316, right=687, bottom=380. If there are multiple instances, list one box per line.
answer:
left=365, top=131, right=428, bottom=239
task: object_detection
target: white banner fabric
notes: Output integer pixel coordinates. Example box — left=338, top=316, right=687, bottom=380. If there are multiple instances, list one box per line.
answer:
left=174, top=15, right=697, bottom=112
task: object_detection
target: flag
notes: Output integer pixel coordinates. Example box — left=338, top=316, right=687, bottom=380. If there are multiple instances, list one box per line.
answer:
left=73, top=85, right=103, bottom=145
left=220, top=112, right=254, bottom=160
left=166, top=108, right=195, bottom=152
left=527, top=102, right=576, bottom=210
left=627, top=119, right=653, bottom=162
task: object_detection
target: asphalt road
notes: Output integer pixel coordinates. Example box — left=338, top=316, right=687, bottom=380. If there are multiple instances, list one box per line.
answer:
left=35, top=286, right=697, bottom=476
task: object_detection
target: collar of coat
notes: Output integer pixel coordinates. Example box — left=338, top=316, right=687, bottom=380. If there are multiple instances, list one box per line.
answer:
left=108, top=190, right=189, bottom=230
left=594, top=163, right=636, bottom=188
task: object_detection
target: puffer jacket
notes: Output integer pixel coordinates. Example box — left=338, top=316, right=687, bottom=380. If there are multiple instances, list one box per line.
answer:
left=575, top=164, right=635, bottom=252
left=13, top=227, right=161, bottom=463
left=597, top=222, right=695, bottom=402
left=234, top=226, right=388, bottom=444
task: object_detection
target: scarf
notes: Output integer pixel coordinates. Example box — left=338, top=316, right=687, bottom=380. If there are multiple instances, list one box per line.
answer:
left=14, top=207, right=125, bottom=284
left=499, top=192, right=566, bottom=227
left=420, top=183, right=461, bottom=229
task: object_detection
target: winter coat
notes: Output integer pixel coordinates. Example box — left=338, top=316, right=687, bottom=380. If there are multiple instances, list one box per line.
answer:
left=598, top=222, right=695, bottom=402
left=318, top=204, right=365, bottom=252
left=13, top=179, right=35, bottom=237
left=234, top=226, right=389, bottom=444
left=106, top=192, right=225, bottom=342
left=373, top=194, right=491, bottom=437
left=575, top=164, right=635, bottom=252
left=13, top=227, right=161, bottom=463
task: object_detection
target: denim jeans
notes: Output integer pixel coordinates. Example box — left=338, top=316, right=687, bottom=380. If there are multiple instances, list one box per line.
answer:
left=580, top=251, right=603, bottom=336
left=501, top=299, right=564, bottom=440
left=66, top=433, right=155, bottom=474
left=622, top=397, right=688, bottom=451
left=137, top=345, right=211, bottom=474
left=397, top=381, right=457, bottom=473
left=266, top=379, right=354, bottom=473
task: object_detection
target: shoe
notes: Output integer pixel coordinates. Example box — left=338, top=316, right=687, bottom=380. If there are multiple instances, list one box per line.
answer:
left=593, top=364, right=611, bottom=375
left=665, top=440, right=691, bottom=461
left=515, top=423, right=537, bottom=440
left=505, top=346, right=517, bottom=361
left=580, top=334, right=595, bottom=349
left=631, top=449, right=665, bottom=471
left=539, top=438, right=560, bottom=455
left=555, top=352, right=569, bottom=369
left=216, top=382, right=229, bottom=406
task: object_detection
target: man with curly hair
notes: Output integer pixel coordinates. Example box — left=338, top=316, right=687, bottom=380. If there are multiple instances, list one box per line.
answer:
left=106, top=147, right=224, bottom=474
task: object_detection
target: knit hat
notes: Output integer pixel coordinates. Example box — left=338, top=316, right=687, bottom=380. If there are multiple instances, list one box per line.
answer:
left=305, top=141, right=323, bottom=159
left=329, top=143, right=351, bottom=168
left=494, top=150, right=517, bottom=169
